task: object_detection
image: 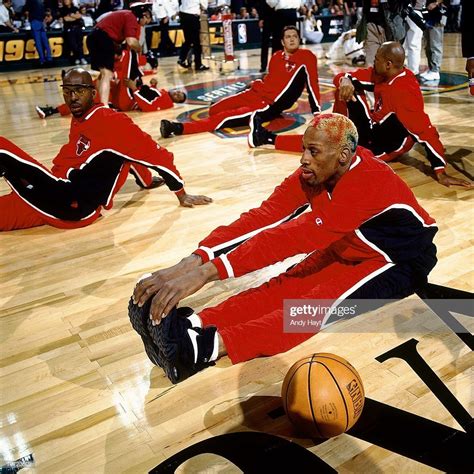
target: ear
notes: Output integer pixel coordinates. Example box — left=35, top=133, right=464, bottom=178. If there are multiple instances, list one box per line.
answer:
left=339, top=145, right=352, bottom=166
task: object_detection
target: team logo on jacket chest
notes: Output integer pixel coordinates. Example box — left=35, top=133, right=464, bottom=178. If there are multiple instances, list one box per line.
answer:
left=285, top=61, right=296, bottom=72
left=374, top=96, right=383, bottom=113
left=76, top=135, right=91, bottom=156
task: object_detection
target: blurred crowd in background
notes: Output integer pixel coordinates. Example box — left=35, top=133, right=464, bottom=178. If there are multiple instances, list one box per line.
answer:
left=0, top=0, right=465, bottom=70
left=0, top=0, right=461, bottom=34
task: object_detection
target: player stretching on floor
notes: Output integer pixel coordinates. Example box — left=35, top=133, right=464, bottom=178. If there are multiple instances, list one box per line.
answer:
left=248, top=42, right=471, bottom=188
left=0, top=69, right=211, bottom=231
left=36, top=50, right=186, bottom=118
left=130, top=113, right=438, bottom=384
left=160, top=26, right=321, bottom=139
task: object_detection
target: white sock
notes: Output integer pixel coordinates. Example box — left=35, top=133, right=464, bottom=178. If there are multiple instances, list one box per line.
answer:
left=187, top=311, right=202, bottom=329
left=209, top=331, right=219, bottom=362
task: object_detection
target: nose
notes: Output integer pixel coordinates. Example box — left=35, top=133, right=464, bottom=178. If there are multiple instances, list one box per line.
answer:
left=300, top=149, right=311, bottom=165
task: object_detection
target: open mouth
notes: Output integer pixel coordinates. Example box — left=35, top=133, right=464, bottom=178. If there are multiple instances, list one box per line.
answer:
left=301, top=168, right=314, bottom=179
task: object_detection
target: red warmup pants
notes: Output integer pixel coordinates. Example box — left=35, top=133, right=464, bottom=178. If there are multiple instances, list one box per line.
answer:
left=0, top=138, right=156, bottom=231
left=0, top=192, right=50, bottom=230
left=182, top=89, right=268, bottom=134
left=199, top=248, right=417, bottom=364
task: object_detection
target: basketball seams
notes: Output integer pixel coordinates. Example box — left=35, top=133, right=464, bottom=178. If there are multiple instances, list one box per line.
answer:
left=282, top=354, right=364, bottom=439
left=313, top=354, right=364, bottom=391
left=317, top=361, right=350, bottom=433
left=307, top=355, right=324, bottom=438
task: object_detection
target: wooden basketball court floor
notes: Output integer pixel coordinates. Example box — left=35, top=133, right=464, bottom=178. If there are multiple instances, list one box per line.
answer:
left=0, top=34, right=472, bottom=472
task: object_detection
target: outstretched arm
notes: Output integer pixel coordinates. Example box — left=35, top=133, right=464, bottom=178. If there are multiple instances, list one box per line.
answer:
left=437, top=171, right=472, bottom=188
left=126, top=37, right=141, bottom=53
left=193, top=170, right=309, bottom=262
left=305, top=53, right=321, bottom=113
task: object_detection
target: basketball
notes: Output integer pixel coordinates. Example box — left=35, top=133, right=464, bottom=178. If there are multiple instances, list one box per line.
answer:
left=282, top=353, right=365, bottom=438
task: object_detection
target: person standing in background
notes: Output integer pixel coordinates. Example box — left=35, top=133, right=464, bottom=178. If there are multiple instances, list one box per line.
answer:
left=265, top=0, right=299, bottom=53
left=404, top=0, right=424, bottom=76
left=60, top=0, right=87, bottom=65
left=357, top=0, right=405, bottom=66
left=24, top=0, right=53, bottom=65
left=420, top=0, right=446, bottom=82
left=177, top=0, right=210, bottom=71
left=152, top=0, right=178, bottom=56
left=446, top=0, right=459, bottom=32
left=256, top=0, right=274, bottom=72
left=342, top=0, right=355, bottom=31
left=461, top=0, right=473, bottom=95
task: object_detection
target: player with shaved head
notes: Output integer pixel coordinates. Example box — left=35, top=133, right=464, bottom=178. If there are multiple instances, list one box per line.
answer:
left=0, top=68, right=211, bottom=231
left=129, top=113, right=438, bottom=384
left=250, top=42, right=471, bottom=188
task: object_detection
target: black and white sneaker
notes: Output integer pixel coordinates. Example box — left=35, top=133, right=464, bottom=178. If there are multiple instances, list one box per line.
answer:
left=128, top=297, right=166, bottom=369
left=248, top=113, right=275, bottom=148
left=148, top=308, right=217, bottom=384
left=160, top=120, right=184, bottom=138
left=35, top=105, right=56, bottom=119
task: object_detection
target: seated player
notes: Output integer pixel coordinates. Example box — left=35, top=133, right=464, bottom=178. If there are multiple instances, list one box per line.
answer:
left=0, top=68, right=211, bottom=232
left=130, top=113, right=438, bottom=384
left=159, top=26, right=320, bottom=139
left=249, top=42, right=471, bottom=188
left=36, top=50, right=186, bottom=118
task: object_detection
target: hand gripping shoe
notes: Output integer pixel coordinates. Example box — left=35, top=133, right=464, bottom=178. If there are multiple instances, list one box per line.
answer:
left=147, top=307, right=217, bottom=384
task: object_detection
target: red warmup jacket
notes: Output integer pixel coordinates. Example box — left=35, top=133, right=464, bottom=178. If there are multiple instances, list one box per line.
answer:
left=51, top=104, right=184, bottom=198
left=193, top=147, right=437, bottom=279
left=96, top=10, right=141, bottom=43
left=334, top=67, right=446, bottom=171
left=251, top=48, right=321, bottom=113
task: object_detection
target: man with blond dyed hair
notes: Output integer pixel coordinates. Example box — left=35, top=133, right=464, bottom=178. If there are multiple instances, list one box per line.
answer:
left=130, top=113, right=438, bottom=384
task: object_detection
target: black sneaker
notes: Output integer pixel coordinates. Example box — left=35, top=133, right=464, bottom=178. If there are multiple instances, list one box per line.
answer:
left=141, top=176, right=165, bottom=189
left=248, top=113, right=275, bottom=148
left=128, top=297, right=166, bottom=369
left=160, top=120, right=184, bottom=138
left=195, top=64, right=209, bottom=72
left=35, top=105, right=55, bottom=119
left=352, top=55, right=366, bottom=66
left=148, top=308, right=217, bottom=384
left=177, top=59, right=190, bottom=69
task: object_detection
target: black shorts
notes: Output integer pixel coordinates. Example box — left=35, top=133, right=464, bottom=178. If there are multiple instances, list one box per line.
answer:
left=86, top=28, right=115, bottom=72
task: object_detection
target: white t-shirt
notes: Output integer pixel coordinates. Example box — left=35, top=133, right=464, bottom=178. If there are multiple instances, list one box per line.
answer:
left=0, top=4, right=12, bottom=27
left=179, top=0, right=207, bottom=16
